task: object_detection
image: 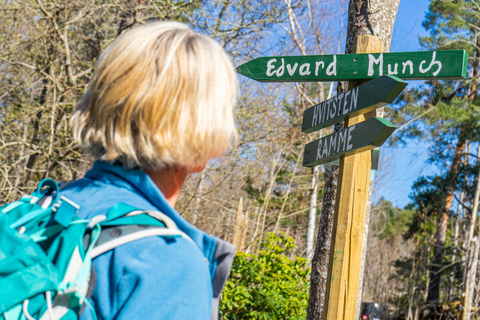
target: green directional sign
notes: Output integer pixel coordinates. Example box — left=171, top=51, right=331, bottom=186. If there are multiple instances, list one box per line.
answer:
left=303, top=117, right=395, bottom=167
left=237, top=50, right=467, bottom=82
left=302, top=75, right=407, bottom=133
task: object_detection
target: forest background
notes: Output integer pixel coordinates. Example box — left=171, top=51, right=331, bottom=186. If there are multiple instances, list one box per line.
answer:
left=1, top=0, right=479, bottom=319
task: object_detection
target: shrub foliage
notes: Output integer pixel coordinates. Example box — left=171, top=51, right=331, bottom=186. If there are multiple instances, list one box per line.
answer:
left=220, top=233, right=310, bottom=320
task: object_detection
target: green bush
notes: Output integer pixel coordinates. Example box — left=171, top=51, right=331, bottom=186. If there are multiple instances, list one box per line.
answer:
left=220, top=233, right=310, bottom=320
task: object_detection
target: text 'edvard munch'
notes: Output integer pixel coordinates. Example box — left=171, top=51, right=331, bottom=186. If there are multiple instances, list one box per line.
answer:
left=266, top=52, right=441, bottom=79
left=236, top=50, right=467, bottom=82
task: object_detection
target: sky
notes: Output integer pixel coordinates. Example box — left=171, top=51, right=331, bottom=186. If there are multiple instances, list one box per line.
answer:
left=372, top=0, right=436, bottom=208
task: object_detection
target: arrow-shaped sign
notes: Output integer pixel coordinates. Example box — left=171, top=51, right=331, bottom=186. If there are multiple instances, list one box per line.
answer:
left=237, top=50, right=468, bottom=82
left=302, top=75, right=407, bottom=133
left=303, top=117, right=395, bottom=167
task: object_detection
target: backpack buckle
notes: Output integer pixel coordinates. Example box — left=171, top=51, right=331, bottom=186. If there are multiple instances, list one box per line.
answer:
left=53, top=196, right=80, bottom=228
left=88, top=215, right=107, bottom=228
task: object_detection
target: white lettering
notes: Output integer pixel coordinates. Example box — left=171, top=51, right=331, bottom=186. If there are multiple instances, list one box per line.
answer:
left=287, top=63, right=298, bottom=76
left=299, top=63, right=311, bottom=76
left=324, top=101, right=330, bottom=120
left=350, top=87, right=359, bottom=111
left=318, top=102, right=325, bottom=123
left=312, top=105, right=319, bottom=127
left=315, top=61, right=325, bottom=76
left=329, top=99, right=336, bottom=118
left=326, top=55, right=337, bottom=76
left=329, top=134, right=337, bottom=154
left=402, top=61, right=413, bottom=74
left=343, top=91, right=351, bottom=114
left=322, top=101, right=328, bottom=121
left=266, top=58, right=285, bottom=77
left=276, top=58, right=285, bottom=76
left=266, top=59, right=276, bottom=77
left=322, top=138, right=329, bottom=158
left=347, top=125, right=356, bottom=151
left=368, top=54, right=383, bottom=76
left=419, top=51, right=442, bottom=76
left=316, top=140, right=323, bottom=160
left=388, top=63, right=398, bottom=75
left=334, top=97, right=339, bottom=117
left=338, top=130, right=348, bottom=152
left=337, top=94, right=344, bottom=116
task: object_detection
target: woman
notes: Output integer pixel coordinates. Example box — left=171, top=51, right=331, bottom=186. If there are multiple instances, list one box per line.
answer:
left=60, top=21, right=238, bottom=320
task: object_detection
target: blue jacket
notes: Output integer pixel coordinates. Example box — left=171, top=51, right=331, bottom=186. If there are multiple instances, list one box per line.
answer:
left=60, top=161, right=235, bottom=320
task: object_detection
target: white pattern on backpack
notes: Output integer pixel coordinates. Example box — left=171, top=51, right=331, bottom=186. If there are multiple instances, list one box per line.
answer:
left=39, top=247, right=89, bottom=320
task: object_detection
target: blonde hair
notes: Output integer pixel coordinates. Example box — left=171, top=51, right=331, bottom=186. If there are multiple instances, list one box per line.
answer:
left=72, top=21, right=238, bottom=171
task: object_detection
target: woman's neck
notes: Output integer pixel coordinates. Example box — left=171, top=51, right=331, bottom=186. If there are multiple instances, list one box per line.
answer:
left=146, top=166, right=189, bottom=207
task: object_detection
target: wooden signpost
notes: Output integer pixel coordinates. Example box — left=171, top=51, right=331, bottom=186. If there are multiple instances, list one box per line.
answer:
left=324, top=149, right=380, bottom=171
left=237, top=37, right=468, bottom=320
left=303, top=117, right=396, bottom=167
left=237, top=49, right=468, bottom=82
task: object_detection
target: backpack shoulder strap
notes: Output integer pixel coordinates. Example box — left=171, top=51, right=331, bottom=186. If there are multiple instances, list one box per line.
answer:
left=91, top=213, right=194, bottom=259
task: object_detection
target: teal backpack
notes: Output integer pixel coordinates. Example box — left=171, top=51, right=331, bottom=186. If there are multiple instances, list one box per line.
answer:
left=0, top=179, right=187, bottom=320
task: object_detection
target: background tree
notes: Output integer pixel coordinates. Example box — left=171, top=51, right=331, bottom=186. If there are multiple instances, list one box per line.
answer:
left=307, top=0, right=401, bottom=318
left=361, top=199, right=415, bottom=317
left=389, top=0, right=480, bottom=309
left=0, top=0, right=347, bottom=258
left=0, top=0, right=200, bottom=198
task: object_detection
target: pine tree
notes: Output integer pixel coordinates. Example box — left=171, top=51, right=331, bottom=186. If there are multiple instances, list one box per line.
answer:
left=390, top=0, right=480, bottom=307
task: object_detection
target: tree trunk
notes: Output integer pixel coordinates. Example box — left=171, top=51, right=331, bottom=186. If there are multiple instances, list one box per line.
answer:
left=306, top=1, right=400, bottom=319
left=23, top=66, right=50, bottom=185
left=449, top=204, right=460, bottom=300
left=466, top=144, right=480, bottom=249
left=450, top=174, right=467, bottom=300
left=193, top=169, right=206, bottom=225
left=459, top=237, right=479, bottom=320
left=246, top=207, right=260, bottom=254
left=240, top=210, right=250, bottom=251
left=256, top=151, right=285, bottom=251
left=307, top=167, right=339, bottom=319
left=232, top=198, right=244, bottom=249
left=307, top=166, right=320, bottom=260
left=427, top=125, right=468, bottom=305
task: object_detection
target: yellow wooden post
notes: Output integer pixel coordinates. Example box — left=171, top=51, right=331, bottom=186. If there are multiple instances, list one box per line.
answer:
left=323, top=35, right=384, bottom=320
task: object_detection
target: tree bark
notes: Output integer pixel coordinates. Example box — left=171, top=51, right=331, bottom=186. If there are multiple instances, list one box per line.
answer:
left=23, top=74, right=48, bottom=184
left=232, top=197, right=244, bottom=249
left=307, top=165, right=320, bottom=260
left=466, top=144, right=480, bottom=249
left=306, top=1, right=400, bottom=319
left=449, top=201, right=461, bottom=300
left=458, top=147, right=480, bottom=319
left=240, top=210, right=250, bottom=251
left=459, top=237, right=479, bottom=320
left=450, top=171, right=468, bottom=300
left=307, top=166, right=338, bottom=319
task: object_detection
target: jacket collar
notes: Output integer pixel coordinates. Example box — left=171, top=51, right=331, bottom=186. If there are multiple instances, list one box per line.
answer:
left=85, top=160, right=218, bottom=271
